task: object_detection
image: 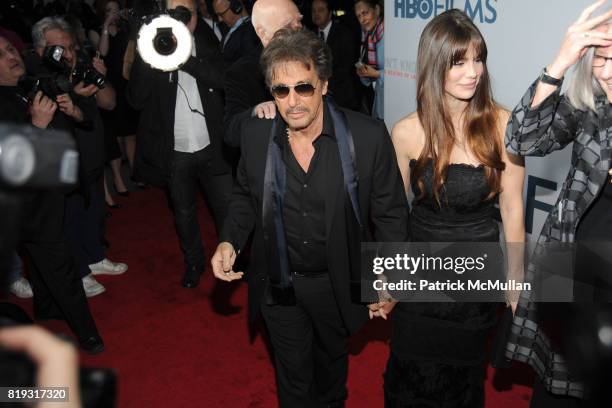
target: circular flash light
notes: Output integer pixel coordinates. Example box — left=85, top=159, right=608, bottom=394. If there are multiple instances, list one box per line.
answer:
left=0, top=134, right=35, bottom=186
left=137, top=15, right=192, bottom=72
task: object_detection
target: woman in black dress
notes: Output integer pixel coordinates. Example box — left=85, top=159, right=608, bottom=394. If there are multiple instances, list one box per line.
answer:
left=378, top=9, right=525, bottom=407
left=505, top=1, right=612, bottom=406
left=94, top=0, right=139, bottom=205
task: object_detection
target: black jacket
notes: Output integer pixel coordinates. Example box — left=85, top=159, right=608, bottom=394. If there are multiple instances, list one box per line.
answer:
left=126, top=23, right=230, bottom=186
left=221, top=18, right=259, bottom=66
left=222, top=44, right=269, bottom=148
left=324, top=21, right=363, bottom=111
left=220, top=105, right=409, bottom=333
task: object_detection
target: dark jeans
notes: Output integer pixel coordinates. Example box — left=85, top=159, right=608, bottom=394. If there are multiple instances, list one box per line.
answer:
left=65, top=176, right=106, bottom=278
left=261, top=272, right=349, bottom=408
left=169, top=147, right=232, bottom=273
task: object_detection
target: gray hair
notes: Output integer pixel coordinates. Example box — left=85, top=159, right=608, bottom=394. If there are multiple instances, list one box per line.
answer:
left=31, top=16, right=74, bottom=49
left=566, top=47, right=605, bottom=112
left=260, top=28, right=332, bottom=87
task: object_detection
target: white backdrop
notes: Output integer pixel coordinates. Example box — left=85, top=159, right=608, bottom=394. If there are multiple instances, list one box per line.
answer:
left=384, top=0, right=600, bottom=238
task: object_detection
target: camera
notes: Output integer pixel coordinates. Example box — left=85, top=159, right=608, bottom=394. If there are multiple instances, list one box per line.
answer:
left=72, top=53, right=106, bottom=89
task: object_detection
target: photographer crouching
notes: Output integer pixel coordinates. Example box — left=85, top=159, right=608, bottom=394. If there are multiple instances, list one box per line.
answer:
left=26, top=17, right=128, bottom=299
left=0, top=32, right=104, bottom=352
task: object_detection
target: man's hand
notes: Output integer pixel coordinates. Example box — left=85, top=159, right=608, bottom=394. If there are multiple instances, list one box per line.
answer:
left=73, top=81, right=99, bottom=98
left=368, top=300, right=397, bottom=320
left=252, top=101, right=277, bottom=119
left=211, top=242, right=244, bottom=282
left=30, top=91, right=57, bottom=128
left=56, top=93, right=83, bottom=121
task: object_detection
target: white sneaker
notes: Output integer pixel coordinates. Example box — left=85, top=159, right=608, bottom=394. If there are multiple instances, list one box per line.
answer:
left=9, top=277, right=33, bottom=299
left=82, top=274, right=106, bottom=297
left=89, top=258, right=128, bottom=276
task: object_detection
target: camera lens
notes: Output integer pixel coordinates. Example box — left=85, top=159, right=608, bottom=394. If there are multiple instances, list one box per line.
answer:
left=153, top=28, right=177, bottom=56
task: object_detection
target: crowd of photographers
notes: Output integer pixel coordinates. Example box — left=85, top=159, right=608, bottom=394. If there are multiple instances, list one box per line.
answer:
left=0, top=0, right=373, bottom=363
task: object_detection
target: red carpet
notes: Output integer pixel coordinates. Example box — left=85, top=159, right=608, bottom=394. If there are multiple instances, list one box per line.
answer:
left=13, top=187, right=534, bottom=407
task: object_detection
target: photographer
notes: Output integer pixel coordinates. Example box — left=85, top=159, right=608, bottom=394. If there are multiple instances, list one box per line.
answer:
left=127, top=0, right=232, bottom=288
left=29, top=16, right=128, bottom=298
left=0, top=35, right=104, bottom=353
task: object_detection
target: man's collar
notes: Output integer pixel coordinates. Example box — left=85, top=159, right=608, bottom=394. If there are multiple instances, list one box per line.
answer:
left=274, top=100, right=335, bottom=147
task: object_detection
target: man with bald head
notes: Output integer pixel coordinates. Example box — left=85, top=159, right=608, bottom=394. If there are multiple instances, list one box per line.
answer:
left=127, top=0, right=232, bottom=288
left=223, top=0, right=302, bottom=148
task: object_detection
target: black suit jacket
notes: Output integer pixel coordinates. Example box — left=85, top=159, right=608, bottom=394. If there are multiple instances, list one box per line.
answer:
left=220, top=105, right=409, bottom=334
left=222, top=45, right=269, bottom=148
left=324, top=21, right=363, bottom=111
left=126, top=23, right=230, bottom=186
left=221, top=18, right=259, bottom=66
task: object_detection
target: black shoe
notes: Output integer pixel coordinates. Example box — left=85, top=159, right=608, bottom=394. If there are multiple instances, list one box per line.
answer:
left=79, top=336, right=105, bottom=354
left=181, top=273, right=200, bottom=288
left=107, top=203, right=121, bottom=209
left=181, top=267, right=202, bottom=288
left=113, top=183, right=130, bottom=197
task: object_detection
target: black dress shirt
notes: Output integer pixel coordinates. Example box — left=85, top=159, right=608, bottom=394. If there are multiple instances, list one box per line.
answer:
left=278, top=107, right=337, bottom=273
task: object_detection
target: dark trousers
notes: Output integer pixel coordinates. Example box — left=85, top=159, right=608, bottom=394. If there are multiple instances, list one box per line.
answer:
left=20, top=192, right=100, bottom=341
left=65, top=177, right=105, bottom=278
left=261, top=273, right=349, bottom=408
left=169, top=147, right=232, bottom=273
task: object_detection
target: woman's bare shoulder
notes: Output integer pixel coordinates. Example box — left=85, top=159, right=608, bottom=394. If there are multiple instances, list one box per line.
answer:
left=391, top=112, right=424, bottom=158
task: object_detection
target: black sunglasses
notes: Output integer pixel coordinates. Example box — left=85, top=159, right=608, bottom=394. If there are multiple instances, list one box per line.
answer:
left=270, top=81, right=317, bottom=99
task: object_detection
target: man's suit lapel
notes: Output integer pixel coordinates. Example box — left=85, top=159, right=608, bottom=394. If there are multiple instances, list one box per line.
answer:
left=324, top=138, right=343, bottom=240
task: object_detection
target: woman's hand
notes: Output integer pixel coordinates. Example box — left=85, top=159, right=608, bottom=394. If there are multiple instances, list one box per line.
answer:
left=357, top=64, right=380, bottom=79
left=548, top=0, right=612, bottom=79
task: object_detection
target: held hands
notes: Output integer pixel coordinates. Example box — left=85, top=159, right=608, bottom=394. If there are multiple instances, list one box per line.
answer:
left=356, top=64, right=379, bottom=79
left=253, top=101, right=277, bottom=119
left=548, top=0, right=612, bottom=78
left=368, top=299, right=397, bottom=320
left=30, top=91, right=57, bottom=129
left=211, top=242, right=244, bottom=282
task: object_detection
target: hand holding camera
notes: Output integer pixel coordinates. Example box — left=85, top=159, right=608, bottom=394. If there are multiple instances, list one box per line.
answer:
left=30, top=91, right=57, bottom=129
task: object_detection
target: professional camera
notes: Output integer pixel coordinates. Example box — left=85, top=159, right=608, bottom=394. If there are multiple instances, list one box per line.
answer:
left=18, top=45, right=74, bottom=100
left=136, top=4, right=194, bottom=71
left=72, top=52, right=106, bottom=89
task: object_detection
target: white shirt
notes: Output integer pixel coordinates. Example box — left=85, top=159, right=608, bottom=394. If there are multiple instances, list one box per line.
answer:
left=174, top=36, right=210, bottom=153
left=319, top=20, right=332, bottom=42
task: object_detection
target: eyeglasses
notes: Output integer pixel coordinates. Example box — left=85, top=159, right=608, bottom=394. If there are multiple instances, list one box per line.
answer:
left=593, top=55, right=612, bottom=68
left=216, top=5, right=231, bottom=17
left=270, top=81, right=317, bottom=99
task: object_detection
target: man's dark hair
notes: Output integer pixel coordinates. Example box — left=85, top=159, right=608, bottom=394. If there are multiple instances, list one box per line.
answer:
left=260, top=28, right=332, bottom=87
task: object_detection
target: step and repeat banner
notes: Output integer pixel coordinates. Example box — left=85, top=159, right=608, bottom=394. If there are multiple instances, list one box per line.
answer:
left=384, top=0, right=597, bottom=238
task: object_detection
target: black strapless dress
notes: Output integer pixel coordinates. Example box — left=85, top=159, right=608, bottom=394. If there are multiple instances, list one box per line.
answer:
left=384, top=159, right=501, bottom=408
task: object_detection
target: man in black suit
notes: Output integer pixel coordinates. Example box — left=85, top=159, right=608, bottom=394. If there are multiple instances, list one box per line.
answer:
left=127, top=0, right=232, bottom=288
left=212, top=0, right=258, bottom=65
left=211, top=29, right=408, bottom=408
left=222, top=0, right=303, bottom=148
left=311, top=0, right=362, bottom=111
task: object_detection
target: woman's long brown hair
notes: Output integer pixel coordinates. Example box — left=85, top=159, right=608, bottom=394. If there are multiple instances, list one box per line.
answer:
left=412, top=9, right=504, bottom=205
